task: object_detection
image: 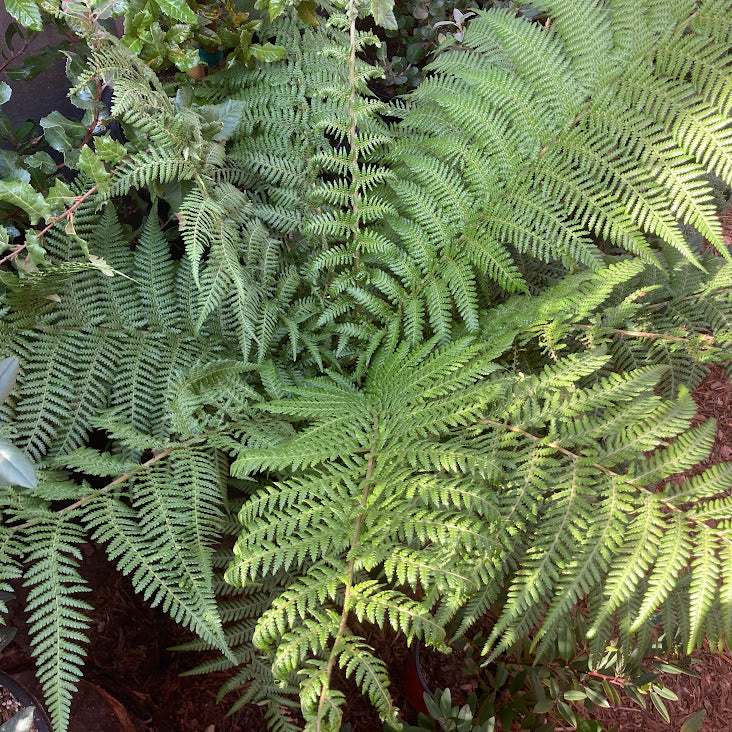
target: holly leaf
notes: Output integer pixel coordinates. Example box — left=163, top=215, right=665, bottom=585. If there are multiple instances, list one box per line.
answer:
left=0, top=83, right=11, bottom=106
left=39, top=111, right=86, bottom=153
left=94, top=136, right=127, bottom=164
left=46, top=179, right=76, bottom=214
left=88, top=254, right=116, bottom=277
left=77, top=145, right=110, bottom=194
left=0, top=178, right=50, bottom=224
left=370, top=0, right=397, bottom=29
left=4, top=0, right=42, bottom=31
left=266, top=0, right=286, bottom=22
left=154, top=0, right=197, bottom=23
left=249, top=43, right=286, bottom=64
left=0, top=439, right=37, bottom=490
left=5, top=46, right=57, bottom=81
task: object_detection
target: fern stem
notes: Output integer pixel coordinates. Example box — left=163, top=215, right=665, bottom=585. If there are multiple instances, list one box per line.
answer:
left=477, top=419, right=731, bottom=546
left=347, top=8, right=361, bottom=273
left=10, top=435, right=206, bottom=533
left=569, top=323, right=714, bottom=345
left=316, top=413, right=380, bottom=729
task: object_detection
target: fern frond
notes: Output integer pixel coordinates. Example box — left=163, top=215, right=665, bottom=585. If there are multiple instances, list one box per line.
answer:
left=22, top=515, right=91, bottom=732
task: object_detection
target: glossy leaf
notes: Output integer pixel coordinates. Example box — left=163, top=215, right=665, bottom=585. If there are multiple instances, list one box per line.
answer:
left=154, top=0, right=197, bottom=23
left=78, top=146, right=110, bottom=194
left=680, top=709, right=706, bottom=732
left=0, top=178, right=50, bottom=224
left=0, top=356, right=20, bottom=403
left=4, top=0, right=42, bottom=31
left=0, top=439, right=37, bottom=489
left=371, top=0, right=398, bottom=29
left=39, top=112, right=86, bottom=153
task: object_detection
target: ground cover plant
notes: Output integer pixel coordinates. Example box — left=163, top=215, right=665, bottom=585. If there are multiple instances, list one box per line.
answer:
left=0, top=0, right=731, bottom=730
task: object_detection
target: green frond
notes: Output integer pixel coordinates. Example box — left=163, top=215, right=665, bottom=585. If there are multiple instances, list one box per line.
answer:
left=22, top=516, right=91, bottom=732
left=337, top=635, right=397, bottom=724
left=532, top=0, right=614, bottom=88
left=84, top=492, right=230, bottom=658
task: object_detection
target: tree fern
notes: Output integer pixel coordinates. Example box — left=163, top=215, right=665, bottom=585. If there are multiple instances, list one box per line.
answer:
left=1, top=2, right=731, bottom=730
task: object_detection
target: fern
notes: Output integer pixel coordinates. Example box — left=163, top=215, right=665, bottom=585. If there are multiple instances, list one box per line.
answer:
left=19, top=513, right=91, bottom=732
left=1, top=1, right=731, bottom=730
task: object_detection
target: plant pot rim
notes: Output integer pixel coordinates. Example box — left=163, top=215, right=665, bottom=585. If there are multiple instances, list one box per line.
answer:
left=0, top=670, right=53, bottom=732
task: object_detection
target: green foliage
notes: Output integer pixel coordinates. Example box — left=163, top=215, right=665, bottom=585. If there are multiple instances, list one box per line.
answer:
left=400, top=687, right=495, bottom=732
left=455, top=621, right=704, bottom=730
left=0, top=0, right=731, bottom=730
left=120, top=0, right=283, bottom=73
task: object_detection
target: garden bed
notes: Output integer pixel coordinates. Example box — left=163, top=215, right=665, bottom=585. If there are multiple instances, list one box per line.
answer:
left=1, top=365, right=731, bottom=731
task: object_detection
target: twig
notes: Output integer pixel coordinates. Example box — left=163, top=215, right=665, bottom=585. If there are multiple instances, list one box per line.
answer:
left=10, top=434, right=206, bottom=533
left=35, top=183, right=99, bottom=239
left=0, top=184, right=100, bottom=266
left=0, top=37, right=32, bottom=76
left=570, top=323, right=713, bottom=345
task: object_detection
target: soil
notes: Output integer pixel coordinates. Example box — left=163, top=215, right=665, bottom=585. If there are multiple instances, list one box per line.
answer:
left=0, top=683, right=40, bottom=731
left=1, top=364, right=731, bottom=732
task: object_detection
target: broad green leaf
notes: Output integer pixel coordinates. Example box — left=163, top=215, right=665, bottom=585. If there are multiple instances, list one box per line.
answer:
left=4, top=46, right=57, bottom=80
left=249, top=43, right=287, bottom=64
left=88, top=254, right=116, bottom=277
left=154, top=0, right=197, bottom=23
left=168, top=46, right=201, bottom=72
left=296, top=0, right=319, bottom=25
left=563, top=690, right=587, bottom=701
left=680, top=710, right=706, bottom=732
left=533, top=699, right=555, bottom=714
left=195, top=100, right=245, bottom=142
left=46, top=179, right=76, bottom=214
left=0, top=439, right=37, bottom=489
left=267, top=0, right=285, bottom=22
left=0, top=151, right=28, bottom=182
left=166, top=23, right=192, bottom=45
left=39, top=111, right=86, bottom=153
left=370, top=0, right=397, bottom=29
left=0, top=178, right=50, bottom=224
left=0, top=626, right=16, bottom=653
left=93, top=136, right=127, bottom=164
left=78, top=145, right=110, bottom=194
left=0, top=83, right=11, bottom=105
left=0, top=356, right=20, bottom=403
left=24, top=151, right=57, bottom=174
left=4, top=0, right=42, bottom=31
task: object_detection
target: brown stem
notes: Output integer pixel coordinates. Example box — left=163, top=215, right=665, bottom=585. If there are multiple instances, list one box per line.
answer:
left=0, top=37, right=32, bottom=76
left=35, top=183, right=99, bottom=240
left=0, top=183, right=101, bottom=266
left=569, top=323, right=709, bottom=344
left=10, top=434, right=206, bottom=533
